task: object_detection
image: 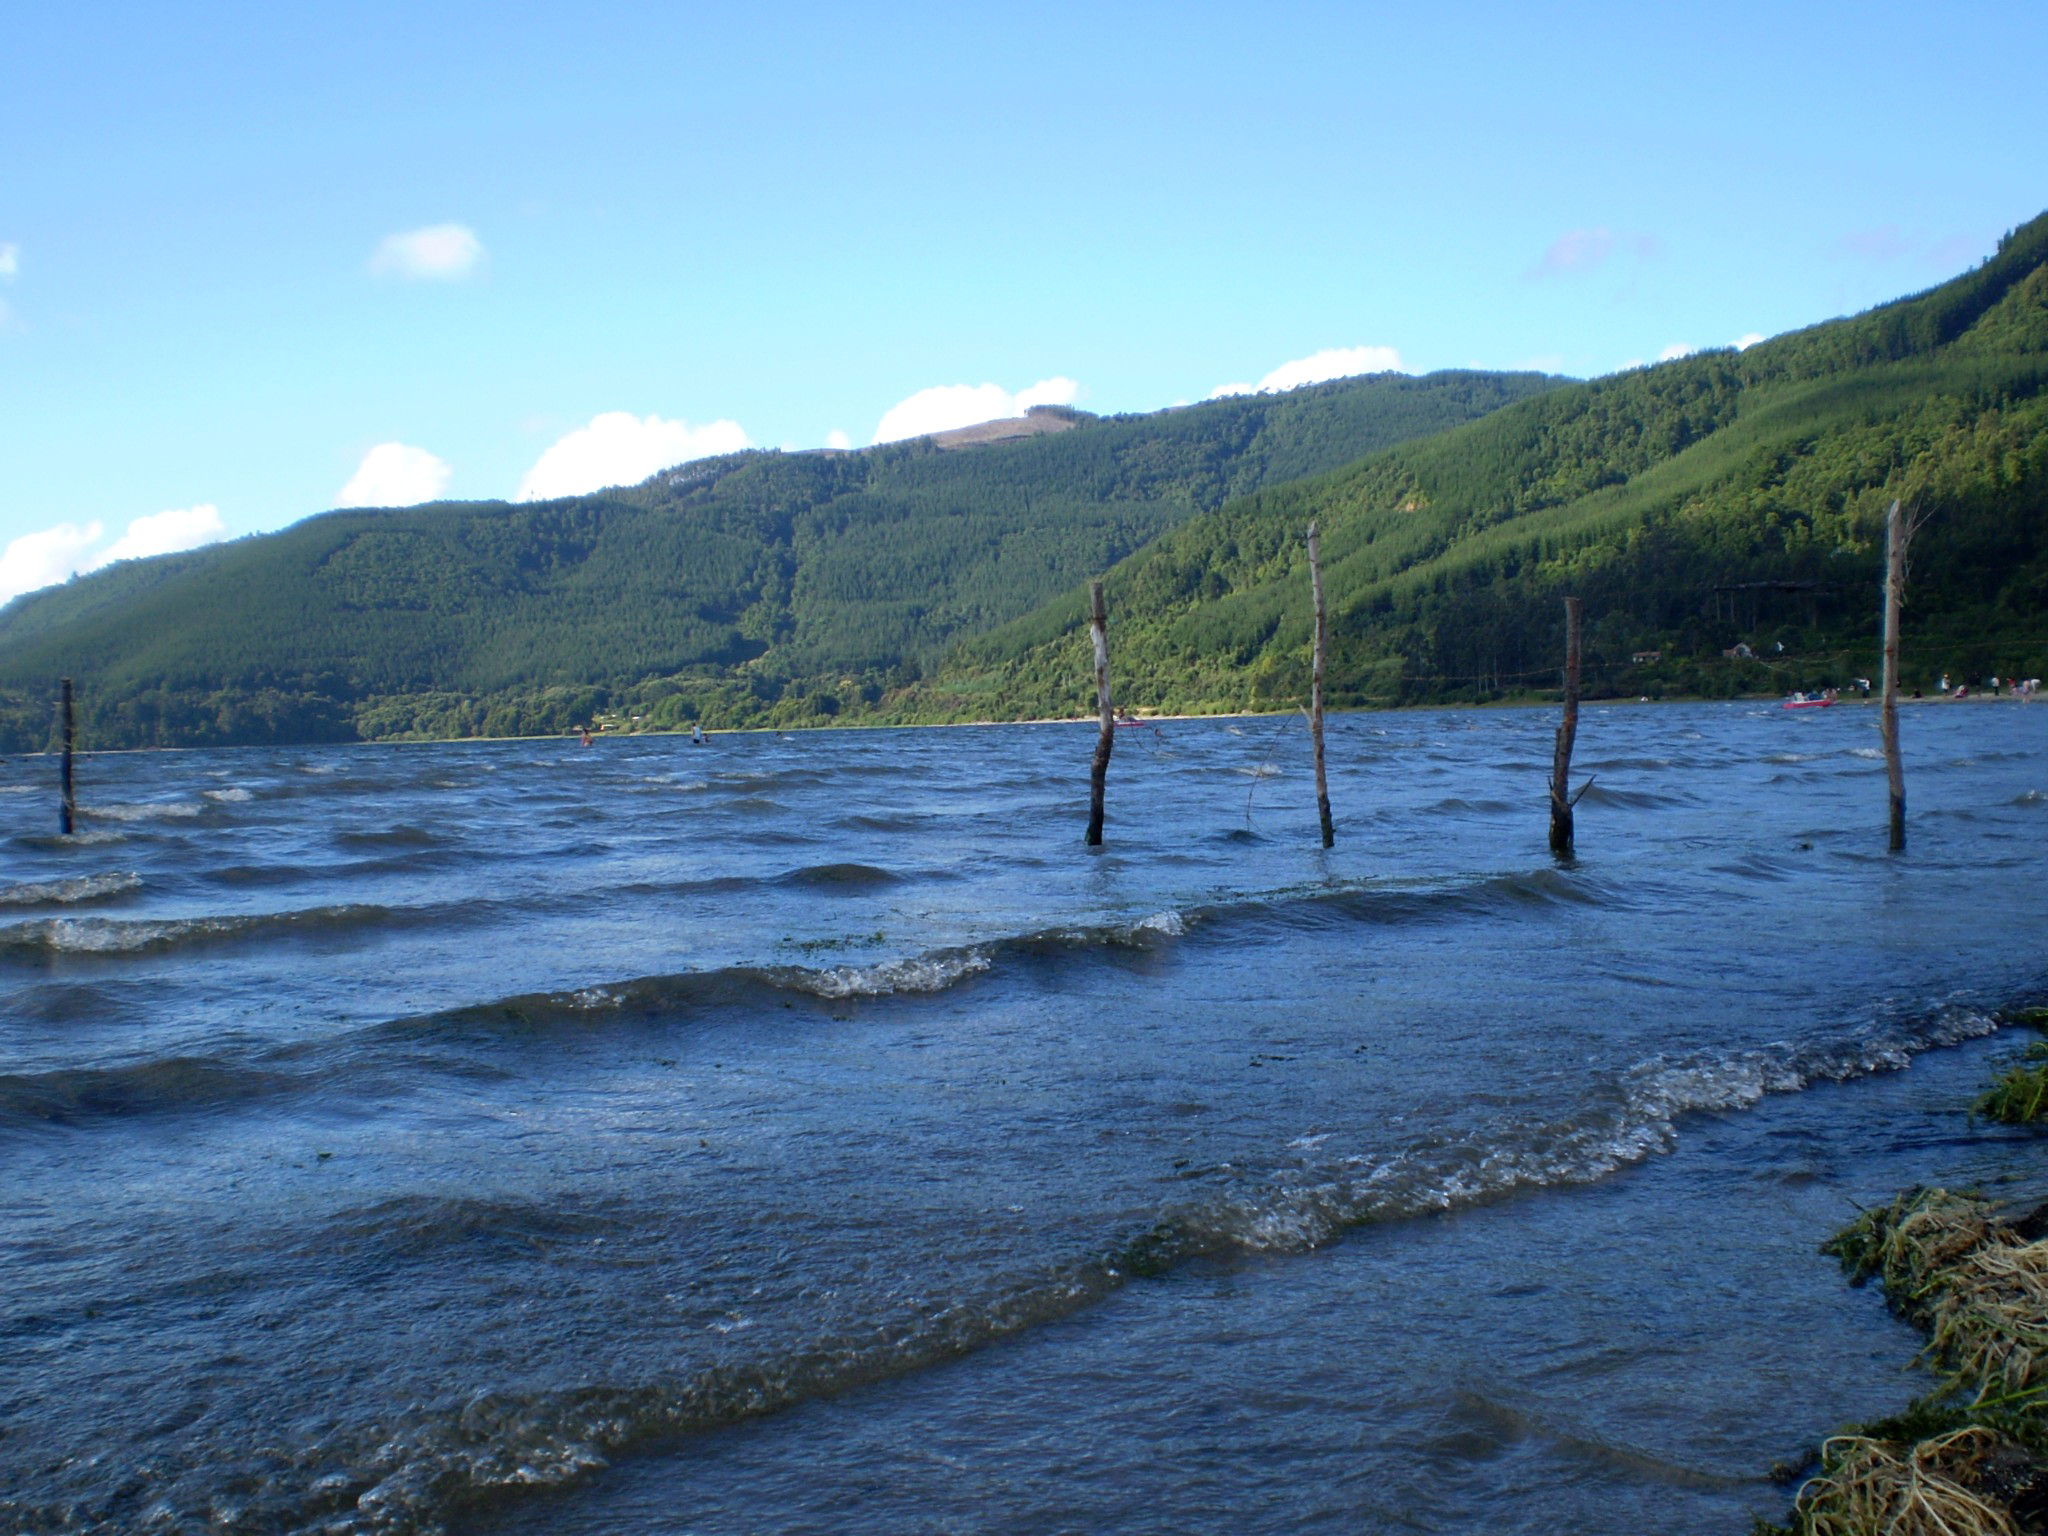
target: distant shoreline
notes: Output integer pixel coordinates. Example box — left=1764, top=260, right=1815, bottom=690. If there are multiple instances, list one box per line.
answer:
left=18, top=689, right=2038, bottom=758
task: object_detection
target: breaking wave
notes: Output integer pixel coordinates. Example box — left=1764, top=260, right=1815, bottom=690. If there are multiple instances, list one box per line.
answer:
left=81, top=800, right=204, bottom=822
left=0, top=903, right=398, bottom=958
left=4, top=999, right=2015, bottom=1534
left=0, top=872, right=142, bottom=908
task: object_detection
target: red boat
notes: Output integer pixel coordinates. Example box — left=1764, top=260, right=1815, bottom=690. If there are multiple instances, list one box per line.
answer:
left=1782, top=692, right=1834, bottom=710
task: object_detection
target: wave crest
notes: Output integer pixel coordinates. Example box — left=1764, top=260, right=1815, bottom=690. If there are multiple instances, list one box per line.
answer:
left=0, top=872, right=142, bottom=908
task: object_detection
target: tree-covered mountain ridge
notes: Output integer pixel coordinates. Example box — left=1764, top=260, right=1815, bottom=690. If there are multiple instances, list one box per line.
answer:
left=0, top=370, right=1556, bottom=750
left=913, top=212, right=2048, bottom=721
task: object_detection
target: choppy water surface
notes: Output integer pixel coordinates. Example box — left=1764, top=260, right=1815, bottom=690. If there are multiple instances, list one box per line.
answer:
left=2, top=701, right=2045, bottom=1535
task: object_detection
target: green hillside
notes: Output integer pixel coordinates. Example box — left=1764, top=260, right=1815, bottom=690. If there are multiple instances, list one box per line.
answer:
left=915, top=214, right=2048, bottom=719
left=0, top=371, right=1554, bottom=750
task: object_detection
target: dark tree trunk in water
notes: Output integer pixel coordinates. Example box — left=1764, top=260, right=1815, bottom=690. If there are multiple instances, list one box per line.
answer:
left=1548, top=598, right=1582, bottom=857
left=1880, top=498, right=1907, bottom=852
left=1086, top=581, right=1113, bottom=847
left=59, top=678, right=75, bottom=837
left=1307, top=522, right=1334, bottom=848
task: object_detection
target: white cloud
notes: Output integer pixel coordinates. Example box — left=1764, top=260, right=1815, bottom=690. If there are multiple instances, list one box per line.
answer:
left=369, top=223, right=484, bottom=281
left=0, top=505, right=227, bottom=606
left=1208, top=345, right=1406, bottom=400
left=871, top=377, right=1079, bottom=444
left=0, top=243, right=17, bottom=280
left=1, top=522, right=104, bottom=606
left=93, top=504, right=227, bottom=566
left=516, top=411, right=751, bottom=500
left=1734, top=332, right=1766, bottom=350
left=337, top=442, right=452, bottom=507
left=824, top=429, right=852, bottom=451
left=1015, top=378, right=1079, bottom=410
left=1657, top=343, right=1696, bottom=361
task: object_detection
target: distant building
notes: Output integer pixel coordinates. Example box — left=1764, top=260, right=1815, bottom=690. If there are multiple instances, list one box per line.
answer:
left=1632, top=649, right=1663, bottom=664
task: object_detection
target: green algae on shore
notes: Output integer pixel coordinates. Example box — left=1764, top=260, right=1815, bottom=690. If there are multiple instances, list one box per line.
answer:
left=1975, top=1013, right=2048, bottom=1126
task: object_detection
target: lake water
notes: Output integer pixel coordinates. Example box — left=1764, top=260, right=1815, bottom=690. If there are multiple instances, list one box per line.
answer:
left=2, top=701, right=2045, bottom=1535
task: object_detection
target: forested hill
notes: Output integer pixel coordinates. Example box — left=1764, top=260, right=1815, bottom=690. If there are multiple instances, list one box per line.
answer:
left=917, top=213, right=2048, bottom=720
left=0, top=371, right=1554, bottom=749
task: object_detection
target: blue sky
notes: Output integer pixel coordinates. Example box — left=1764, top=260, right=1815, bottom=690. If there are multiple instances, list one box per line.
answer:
left=2, top=0, right=2043, bottom=601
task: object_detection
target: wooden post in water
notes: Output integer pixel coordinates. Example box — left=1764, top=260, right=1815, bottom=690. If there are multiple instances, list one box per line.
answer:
left=1306, top=522, right=1334, bottom=847
left=1880, top=497, right=1907, bottom=852
left=59, top=677, right=76, bottom=836
left=1547, top=597, right=1582, bottom=857
left=1086, top=580, right=1114, bottom=846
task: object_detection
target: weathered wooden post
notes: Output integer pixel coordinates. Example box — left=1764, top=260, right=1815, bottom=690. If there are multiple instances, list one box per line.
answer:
left=1086, top=580, right=1114, bottom=846
left=1306, top=522, right=1334, bottom=848
left=1880, top=498, right=1907, bottom=852
left=1547, top=597, right=1582, bottom=857
left=59, top=677, right=76, bottom=836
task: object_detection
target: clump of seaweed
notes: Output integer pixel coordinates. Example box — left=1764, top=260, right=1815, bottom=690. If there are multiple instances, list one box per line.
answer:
left=1791, top=1426, right=2021, bottom=1536
left=1761, top=1018, right=2048, bottom=1535
left=1764, top=1190, right=2048, bottom=1533
left=1977, top=1043, right=2048, bottom=1125
left=1926, top=1239, right=2048, bottom=1405
left=1824, top=1188, right=2048, bottom=1406
left=1825, top=1188, right=1998, bottom=1299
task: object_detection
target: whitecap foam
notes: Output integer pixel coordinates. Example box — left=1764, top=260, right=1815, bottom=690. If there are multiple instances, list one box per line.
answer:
left=0, top=903, right=393, bottom=955
left=1141, top=1005, right=2010, bottom=1265
left=203, top=786, right=254, bottom=803
left=799, top=950, right=993, bottom=999
left=3, top=916, right=246, bottom=954
left=0, top=871, right=143, bottom=907
left=83, top=801, right=203, bottom=822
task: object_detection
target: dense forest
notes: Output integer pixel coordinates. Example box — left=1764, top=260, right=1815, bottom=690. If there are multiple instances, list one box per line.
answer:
left=5, top=210, right=2047, bottom=756
left=0, top=372, right=1553, bottom=750
left=912, top=212, right=2048, bottom=721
